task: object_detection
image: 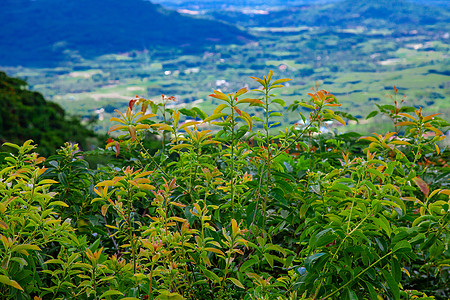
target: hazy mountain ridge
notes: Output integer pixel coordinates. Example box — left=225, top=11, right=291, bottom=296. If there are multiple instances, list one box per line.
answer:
left=0, top=0, right=252, bottom=67
left=208, top=0, right=450, bottom=29
left=152, top=0, right=449, bottom=10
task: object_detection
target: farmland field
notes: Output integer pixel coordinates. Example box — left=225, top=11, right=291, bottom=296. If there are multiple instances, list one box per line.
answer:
left=2, top=5, right=449, bottom=135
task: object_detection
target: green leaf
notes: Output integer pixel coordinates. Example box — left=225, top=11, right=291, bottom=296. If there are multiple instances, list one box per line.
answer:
left=100, top=290, right=124, bottom=298
left=363, top=280, right=378, bottom=300
left=49, top=201, right=69, bottom=207
left=366, top=168, right=384, bottom=182
left=236, top=98, right=263, bottom=105
left=228, top=277, right=245, bottom=289
left=314, top=228, right=337, bottom=248
left=39, top=179, right=59, bottom=185
left=304, top=253, right=328, bottom=272
left=234, top=87, right=248, bottom=97
left=391, top=257, right=401, bottom=282
left=266, top=244, right=287, bottom=256
left=381, top=269, right=400, bottom=300
left=11, top=244, right=41, bottom=254
left=58, top=172, right=68, bottom=187
left=371, top=215, right=392, bottom=237
left=199, top=266, right=220, bottom=283
left=239, top=110, right=253, bottom=131
left=213, top=104, right=228, bottom=115
left=179, top=108, right=196, bottom=118
left=299, top=204, right=309, bottom=218
left=45, top=259, right=65, bottom=265
left=239, top=257, right=258, bottom=272
left=9, top=257, right=28, bottom=267
left=333, top=114, right=346, bottom=125
left=203, top=113, right=228, bottom=123
left=191, top=107, right=208, bottom=120
left=0, top=275, right=23, bottom=291
left=271, top=78, right=292, bottom=85
left=347, top=287, right=359, bottom=300
left=366, top=111, right=379, bottom=119
left=179, top=121, right=200, bottom=130
left=330, top=183, right=352, bottom=193
left=297, top=102, right=316, bottom=110
left=2, top=142, right=21, bottom=150
left=392, top=240, right=411, bottom=253
left=170, top=144, right=194, bottom=151
left=264, top=253, right=274, bottom=268
left=246, top=201, right=257, bottom=227
left=271, top=98, right=286, bottom=106
left=269, top=112, right=283, bottom=117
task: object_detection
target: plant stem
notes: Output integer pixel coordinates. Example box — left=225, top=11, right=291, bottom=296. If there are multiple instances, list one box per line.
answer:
left=263, top=87, right=271, bottom=228
left=230, top=101, right=236, bottom=218
left=321, top=251, right=393, bottom=299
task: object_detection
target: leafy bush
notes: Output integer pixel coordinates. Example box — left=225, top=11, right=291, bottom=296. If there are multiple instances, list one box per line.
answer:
left=1, top=72, right=449, bottom=299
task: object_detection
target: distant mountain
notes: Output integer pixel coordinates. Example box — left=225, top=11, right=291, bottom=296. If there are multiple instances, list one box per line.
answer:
left=209, top=0, right=450, bottom=29
left=0, top=0, right=252, bottom=67
left=151, top=0, right=338, bottom=10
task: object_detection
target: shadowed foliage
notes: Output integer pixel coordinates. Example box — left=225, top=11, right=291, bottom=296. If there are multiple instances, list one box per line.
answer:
left=0, top=71, right=97, bottom=156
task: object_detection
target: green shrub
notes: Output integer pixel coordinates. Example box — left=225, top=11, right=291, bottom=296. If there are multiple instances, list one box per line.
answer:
left=1, top=72, right=449, bottom=299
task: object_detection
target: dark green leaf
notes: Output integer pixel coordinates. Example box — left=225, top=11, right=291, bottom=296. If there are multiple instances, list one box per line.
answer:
left=366, top=111, right=379, bottom=119
left=381, top=269, right=400, bottom=300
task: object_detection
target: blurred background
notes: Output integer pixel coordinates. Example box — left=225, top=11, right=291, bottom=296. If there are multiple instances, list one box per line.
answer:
left=1, top=0, right=449, bottom=153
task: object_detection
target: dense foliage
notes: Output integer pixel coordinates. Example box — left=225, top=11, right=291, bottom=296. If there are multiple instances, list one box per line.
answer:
left=0, top=71, right=98, bottom=156
left=1, top=72, right=449, bottom=299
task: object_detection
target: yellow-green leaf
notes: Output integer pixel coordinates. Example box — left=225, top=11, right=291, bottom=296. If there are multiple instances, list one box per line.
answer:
left=213, top=104, right=228, bottom=115
left=0, top=275, right=23, bottom=291
left=390, top=140, right=411, bottom=145
left=49, top=201, right=69, bottom=207
left=205, top=247, right=225, bottom=256
left=234, top=87, right=248, bottom=97
left=100, top=290, right=123, bottom=298
left=170, top=144, right=194, bottom=151
left=39, top=179, right=58, bottom=185
left=136, top=113, right=157, bottom=123
left=203, top=113, right=228, bottom=123
left=179, top=121, right=200, bottom=130
left=272, top=78, right=292, bottom=85
left=236, top=98, right=264, bottom=105
left=228, top=277, right=245, bottom=289
left=108, top=124, right=127, bottom=133
left=231, top=219, right=238, bottom=237
left=209, top=90, right=229, bottom=101
left=333, top=115, right=346, bottom=126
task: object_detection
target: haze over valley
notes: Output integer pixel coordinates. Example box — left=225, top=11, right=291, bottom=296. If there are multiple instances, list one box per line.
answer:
left=1, top=0, right=449, bottom=134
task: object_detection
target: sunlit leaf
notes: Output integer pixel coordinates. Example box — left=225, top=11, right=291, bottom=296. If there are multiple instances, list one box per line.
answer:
left=0, top=275, right=23, bottom=291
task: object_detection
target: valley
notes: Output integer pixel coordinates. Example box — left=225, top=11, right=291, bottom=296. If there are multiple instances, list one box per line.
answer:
left=1, top=0, right=449, bottom=135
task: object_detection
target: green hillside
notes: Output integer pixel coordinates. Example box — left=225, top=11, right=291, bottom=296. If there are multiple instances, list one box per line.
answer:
left=0, top=72, right=97, bottom=156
